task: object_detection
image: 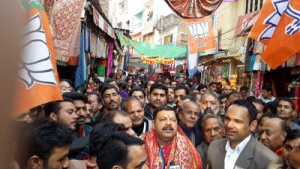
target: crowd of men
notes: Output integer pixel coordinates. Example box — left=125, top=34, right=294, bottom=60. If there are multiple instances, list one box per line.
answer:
left=12, top=74, right=300, bottom=169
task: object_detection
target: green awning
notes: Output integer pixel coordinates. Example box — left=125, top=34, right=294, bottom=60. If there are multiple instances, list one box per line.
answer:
left=118, top=33, right=187, bottom=59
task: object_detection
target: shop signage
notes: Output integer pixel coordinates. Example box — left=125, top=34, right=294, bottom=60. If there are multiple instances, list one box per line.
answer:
left=141, top=56, right=174, bottom=65
left=235, top=12, right=258, bottom=35
left=214, top=52, right=226, bottom=59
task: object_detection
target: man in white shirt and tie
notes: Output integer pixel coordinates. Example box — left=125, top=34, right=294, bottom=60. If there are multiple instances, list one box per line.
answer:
left=207, top=99, right=283, bottom=169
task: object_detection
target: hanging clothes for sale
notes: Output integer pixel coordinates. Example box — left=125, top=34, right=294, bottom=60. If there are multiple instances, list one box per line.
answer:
left=97, top=65, right=106, bottom=77
left=296, top=53, right=300, bottom=66
left=287, top=55, right=297, bottom=67
left=106, top=42, right=114, bottom=77
left=255, top=71, right=264, bottom=97
left=91, top=33, right=98, bottom=58
left=249, top=54, right=256, bottom=72
left=47, top=0, right=85, bottom=64
left=84, top=26, right=92, bottom=52
left=253, top=54, right=261, bottom=71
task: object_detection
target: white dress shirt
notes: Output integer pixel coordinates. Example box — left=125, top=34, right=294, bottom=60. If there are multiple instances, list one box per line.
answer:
left=224, top=135, right=251, bottom=169
left=258, top=95, right=275, bottom=103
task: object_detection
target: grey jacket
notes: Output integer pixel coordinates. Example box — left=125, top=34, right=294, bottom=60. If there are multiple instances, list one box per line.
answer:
left=207, top=136, right=283, bottom=169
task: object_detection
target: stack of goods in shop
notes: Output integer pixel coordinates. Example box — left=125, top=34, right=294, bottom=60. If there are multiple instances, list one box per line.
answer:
left=230, top=75, right=237, bottom=91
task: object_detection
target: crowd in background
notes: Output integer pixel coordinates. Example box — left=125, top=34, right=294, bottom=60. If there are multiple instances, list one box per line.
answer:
left=11, top=72, right=300, bottom=169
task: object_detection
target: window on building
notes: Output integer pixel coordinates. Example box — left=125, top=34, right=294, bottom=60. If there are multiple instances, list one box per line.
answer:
left=245, top=0, right=264, bottom=14
left=260, top=0, right=264, bottom=9
left=163, top=34, right=173, bottom=45
left=132, top=11, right=143, bottom=29
left=143, top=33, right=154, bottom=44
left=179, top=33, right=188, bottom=46
left=250, top=0, right=253, bottom=13
left=119, top=1, right=125, bottom=14
left=245, top=0, right=249, bottom=14
left=254, top=0, right=258, bottom=11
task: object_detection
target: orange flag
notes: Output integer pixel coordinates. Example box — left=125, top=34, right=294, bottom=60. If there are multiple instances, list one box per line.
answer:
left=15, top=0, right=62, bottom=116
left=261, top=0, right=300, bottom=69
left=184, top=16, right=217, bottom=54
left=248, top=0, right=289, bottom=45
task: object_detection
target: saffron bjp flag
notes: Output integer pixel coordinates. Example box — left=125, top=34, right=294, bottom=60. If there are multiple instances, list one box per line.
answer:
left=184, top=16, right=217, bottom=54
left=260, top=0, right=300, bottom=69
left=15, top=0, right=62, bottom=116
left=248, top=0, right=289, bottom=45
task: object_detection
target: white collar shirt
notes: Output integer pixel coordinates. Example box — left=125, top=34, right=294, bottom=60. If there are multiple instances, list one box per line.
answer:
left=224, top=135, right=251, bottom=169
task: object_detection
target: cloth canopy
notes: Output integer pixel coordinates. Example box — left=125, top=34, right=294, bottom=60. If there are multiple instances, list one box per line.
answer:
left=118, top=33, right=187, bottom=59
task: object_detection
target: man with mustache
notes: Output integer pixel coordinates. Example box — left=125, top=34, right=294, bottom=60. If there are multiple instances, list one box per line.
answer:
left=143, top=106, right=203, bottom=169
left=207, top=100, right=283, bottom=169
left=44, top=99, right=96, bottom=168
left=122, top=97, right=151, bottom=138
left=208, top=82, right=218, bottom=92
left=197, top=114, right=224, bottom=168
left=277, top=98, right=300, bottom=130
left=62, top=92, right=93, bottom=161
left=45, top=99, right=78, bottom=131
left=144, top=83, right=168, bottom=120
left=101, top=83, right=121, bottom=111
left=87, top=92, right=103, bottom=126
left=197, top=91, right=219, bottom=132
left=282, top=129, right=300, bottom=169
left=174, top=84, right=189, bottom=107
left=63, top=92, right=92, bottom=137
left=96, top=83, right=122, bottom=123
left=200, top=91, right=219, bottom=115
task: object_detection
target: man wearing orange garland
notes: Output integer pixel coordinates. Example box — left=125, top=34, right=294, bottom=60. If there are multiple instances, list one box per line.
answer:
left=143, top=106, right=202, bottom=169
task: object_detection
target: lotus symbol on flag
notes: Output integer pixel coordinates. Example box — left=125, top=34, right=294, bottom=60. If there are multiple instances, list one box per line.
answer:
left=285, top=4, right=300, bottom=35
left=258, top=0, right=289, bottom=41
left=19, top=13, right=57, bottom=89
left=188, top=21, right=209, bottom=47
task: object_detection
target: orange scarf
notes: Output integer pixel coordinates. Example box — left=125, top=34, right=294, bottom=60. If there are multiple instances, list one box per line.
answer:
left=144, top=128, right=202, bottom=169
left=275, top=147, right=283, bottom=157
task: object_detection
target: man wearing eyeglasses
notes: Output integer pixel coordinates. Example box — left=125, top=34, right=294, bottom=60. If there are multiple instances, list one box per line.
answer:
left=282, top=129, right=300, bottom=169
left=178, top=101, right=203, bottom=146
